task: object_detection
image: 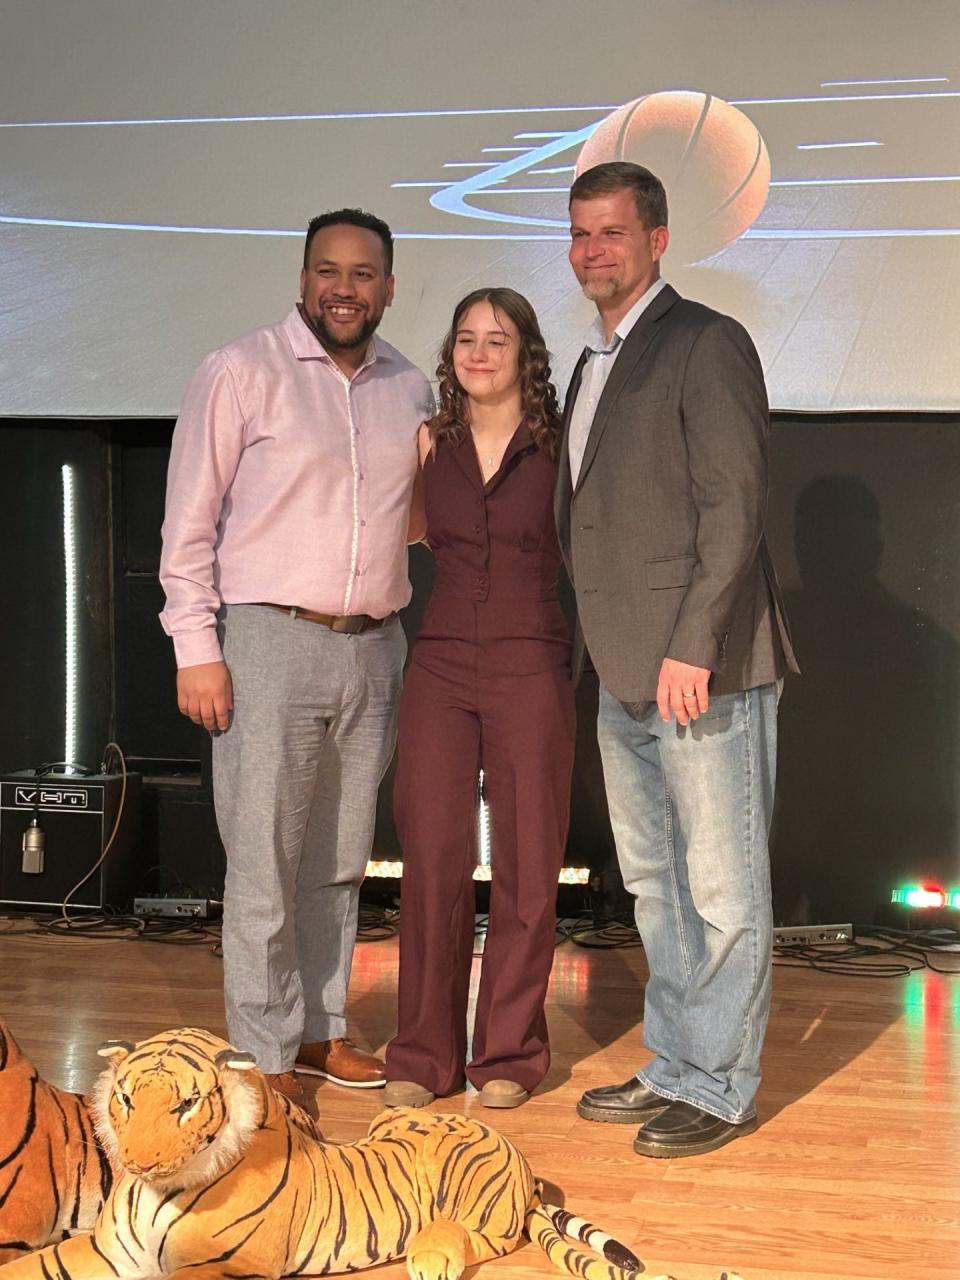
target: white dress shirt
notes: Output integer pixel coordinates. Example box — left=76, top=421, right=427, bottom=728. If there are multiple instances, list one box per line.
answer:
left=568, top=277, right=668, bottom=488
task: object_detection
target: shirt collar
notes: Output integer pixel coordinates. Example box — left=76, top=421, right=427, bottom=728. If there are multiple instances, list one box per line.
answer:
left=585, top=277, right=668, bottom=355
left=283, top=306, right=395, bottom=368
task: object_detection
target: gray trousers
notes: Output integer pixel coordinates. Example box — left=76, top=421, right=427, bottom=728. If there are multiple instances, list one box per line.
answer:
left=212, top=604, right=405, bottom=1073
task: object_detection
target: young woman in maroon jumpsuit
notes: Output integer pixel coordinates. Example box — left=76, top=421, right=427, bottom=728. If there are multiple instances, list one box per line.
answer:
left=384, top=288, right=575, bottom=1109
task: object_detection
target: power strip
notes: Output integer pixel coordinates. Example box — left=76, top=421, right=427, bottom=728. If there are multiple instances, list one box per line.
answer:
left=133, top=896, right=213, bottom=920
left=773, top=922, right=853, bottom=947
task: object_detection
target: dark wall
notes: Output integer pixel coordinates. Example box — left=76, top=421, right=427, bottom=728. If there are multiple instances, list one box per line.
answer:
left=112, top=423, right=198, bottom=765
left=767, top=415, right=960, bottom=923
left=1, top=414, right=958, bottom=922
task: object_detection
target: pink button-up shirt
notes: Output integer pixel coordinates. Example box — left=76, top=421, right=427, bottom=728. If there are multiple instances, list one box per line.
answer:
left=159, top=307, right=434, bottom=667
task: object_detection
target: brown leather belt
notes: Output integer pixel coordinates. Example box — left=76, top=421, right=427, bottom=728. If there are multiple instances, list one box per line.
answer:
left=260, top=603, right=390, bottom=634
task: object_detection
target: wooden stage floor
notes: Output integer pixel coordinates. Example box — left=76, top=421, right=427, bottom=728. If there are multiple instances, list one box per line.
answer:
left=0, top=925, right=957, bottom=1280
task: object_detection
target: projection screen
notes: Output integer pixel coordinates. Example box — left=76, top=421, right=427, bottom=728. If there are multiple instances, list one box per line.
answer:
left=1, top=0, right=958, bottom=415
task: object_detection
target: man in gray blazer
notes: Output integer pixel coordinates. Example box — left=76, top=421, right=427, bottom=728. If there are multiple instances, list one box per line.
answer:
left=557, top=161, right=798, bottom=1158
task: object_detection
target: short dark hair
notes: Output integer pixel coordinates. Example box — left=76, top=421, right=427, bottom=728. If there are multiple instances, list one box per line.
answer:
left=569, top=161, right=668, bottom=229
left=303, top=208, right=394, bottom=273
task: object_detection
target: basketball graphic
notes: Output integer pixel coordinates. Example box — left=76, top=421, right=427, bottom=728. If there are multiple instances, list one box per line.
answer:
left=575, top=90, right=771, bottom=264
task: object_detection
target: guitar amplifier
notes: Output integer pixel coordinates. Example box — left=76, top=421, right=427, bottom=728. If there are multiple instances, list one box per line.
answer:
left=0, top=769, right=141, bottom=911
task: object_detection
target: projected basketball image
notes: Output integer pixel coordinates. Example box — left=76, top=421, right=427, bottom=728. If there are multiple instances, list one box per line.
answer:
left=414, top=90, right=770, bottom=266
left=573, top=92, right=771, bottom=264
left=0, top=6, right=958, bottom=417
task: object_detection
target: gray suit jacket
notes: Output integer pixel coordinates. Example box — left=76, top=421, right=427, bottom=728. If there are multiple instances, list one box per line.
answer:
left=555, top=283, right=797, bottom=704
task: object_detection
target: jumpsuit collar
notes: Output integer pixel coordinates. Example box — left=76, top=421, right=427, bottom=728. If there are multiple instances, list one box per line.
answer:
left=453, top=420, right=537, bottom=494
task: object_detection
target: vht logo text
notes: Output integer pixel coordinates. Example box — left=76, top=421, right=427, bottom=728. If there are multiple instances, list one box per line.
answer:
left=14, top=787, right=89, bottom=810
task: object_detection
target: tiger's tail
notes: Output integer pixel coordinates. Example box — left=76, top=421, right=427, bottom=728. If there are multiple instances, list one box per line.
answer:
left=525, top=1190, right=644, bottom=1280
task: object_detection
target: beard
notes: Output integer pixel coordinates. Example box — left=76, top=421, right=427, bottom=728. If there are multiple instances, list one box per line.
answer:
left=301, top=304, right=380, bottom=352
left=579, top=275, right=622, bottom=302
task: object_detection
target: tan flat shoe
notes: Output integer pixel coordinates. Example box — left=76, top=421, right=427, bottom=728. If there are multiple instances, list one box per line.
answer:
left=383, top=1079, right=435, bottom=1108
left=478, top=1079, right=529, bottom=1108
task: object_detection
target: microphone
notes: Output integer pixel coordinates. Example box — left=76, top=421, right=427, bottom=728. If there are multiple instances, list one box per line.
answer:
left=22, top=815, right=45, bottom=874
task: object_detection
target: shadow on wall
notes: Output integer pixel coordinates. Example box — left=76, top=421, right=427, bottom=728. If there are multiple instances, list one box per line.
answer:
left=772, top=474, right=959, bottom=925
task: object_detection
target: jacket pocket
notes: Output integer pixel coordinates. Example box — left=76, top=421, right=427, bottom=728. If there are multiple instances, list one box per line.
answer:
left=645, top=554, right=697, bottom=589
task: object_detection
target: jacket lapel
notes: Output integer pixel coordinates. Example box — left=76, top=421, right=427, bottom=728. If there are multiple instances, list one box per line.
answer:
left=573, top=284, right=680, bottom=496
left=555, top=348, right=589, bottom=555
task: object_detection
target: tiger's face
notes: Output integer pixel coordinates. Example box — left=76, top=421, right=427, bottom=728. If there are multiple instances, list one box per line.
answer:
left=91, top=1029, right=260, bottom=1188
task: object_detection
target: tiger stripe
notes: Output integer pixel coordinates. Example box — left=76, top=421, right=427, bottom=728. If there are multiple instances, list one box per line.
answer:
left=0, top=1021, right=113, bottom=1265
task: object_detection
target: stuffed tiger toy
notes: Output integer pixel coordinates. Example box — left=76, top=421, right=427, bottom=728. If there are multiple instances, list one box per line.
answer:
left=0, top=1026, right=646, bottom=1280
left=0, top=1019, right=111, bottom=1264
left=0, top=1021, right=321, bottom=1269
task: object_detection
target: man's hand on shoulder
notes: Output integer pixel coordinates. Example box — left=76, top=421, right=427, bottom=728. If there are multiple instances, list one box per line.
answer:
left=177, top=661, right=234, bottom=732
left=657, top=657, right=711, bottom=726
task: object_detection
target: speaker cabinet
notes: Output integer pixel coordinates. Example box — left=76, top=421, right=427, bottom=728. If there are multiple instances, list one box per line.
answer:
left=0, top=770, right=141, bottom=911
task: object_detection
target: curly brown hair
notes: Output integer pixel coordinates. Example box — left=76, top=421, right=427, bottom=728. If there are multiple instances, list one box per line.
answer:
left=429, top=287, right=562, bottom=460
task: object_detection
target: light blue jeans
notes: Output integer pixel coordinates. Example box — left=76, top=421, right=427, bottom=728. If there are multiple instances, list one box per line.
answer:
left=597, top=683, right=778, bottom=1123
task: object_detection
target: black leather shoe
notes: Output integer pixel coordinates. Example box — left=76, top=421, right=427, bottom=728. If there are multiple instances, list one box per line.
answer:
left=633, top=1100, right=758, bottom=1158
left=576, top=1076, right=670, bottom=1124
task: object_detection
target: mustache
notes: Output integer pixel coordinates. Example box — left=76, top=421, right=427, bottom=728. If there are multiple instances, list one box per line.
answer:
left=308, top=312, right=377, bottom=350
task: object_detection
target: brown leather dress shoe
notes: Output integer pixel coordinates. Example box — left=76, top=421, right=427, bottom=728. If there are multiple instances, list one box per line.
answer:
left=264, top=1071, right=306, bottom=1108
left=296, top=1038, right=386, bottom=1088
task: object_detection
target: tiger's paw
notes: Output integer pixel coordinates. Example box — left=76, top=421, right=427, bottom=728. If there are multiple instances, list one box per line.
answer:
left=405, top=1220, right=469, bottom=1280
left=406, top=1248, right=465, bottom=1280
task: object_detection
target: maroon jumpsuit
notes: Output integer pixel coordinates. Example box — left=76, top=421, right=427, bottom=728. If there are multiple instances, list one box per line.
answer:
left=386, top=422, right=575, bottom=1096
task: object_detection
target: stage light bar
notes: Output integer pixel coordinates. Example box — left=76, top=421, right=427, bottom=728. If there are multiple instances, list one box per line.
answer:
left=365, top=860, right=591, bottom=885
left=890, top=883, right=960, bottom=909
left=62, top=464, right=79, bottom=769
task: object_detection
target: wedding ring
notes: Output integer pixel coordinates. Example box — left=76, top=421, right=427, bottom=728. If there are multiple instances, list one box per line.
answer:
left=682, top=690, right=696, bottom=698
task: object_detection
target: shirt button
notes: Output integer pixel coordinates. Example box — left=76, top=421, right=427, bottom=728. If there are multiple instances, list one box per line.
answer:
left=360, top=519, right=367, bottom=527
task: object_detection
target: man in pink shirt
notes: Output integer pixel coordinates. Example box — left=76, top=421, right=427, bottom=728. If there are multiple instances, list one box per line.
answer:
left=159, top=209, right=434, bottom=1103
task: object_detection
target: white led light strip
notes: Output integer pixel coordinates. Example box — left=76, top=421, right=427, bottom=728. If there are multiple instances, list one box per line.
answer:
left=61, top=464, right=79, bottom=768
left=477, top=769, right=492, bottom=868
left=365, top=860, right=591, bottom=885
